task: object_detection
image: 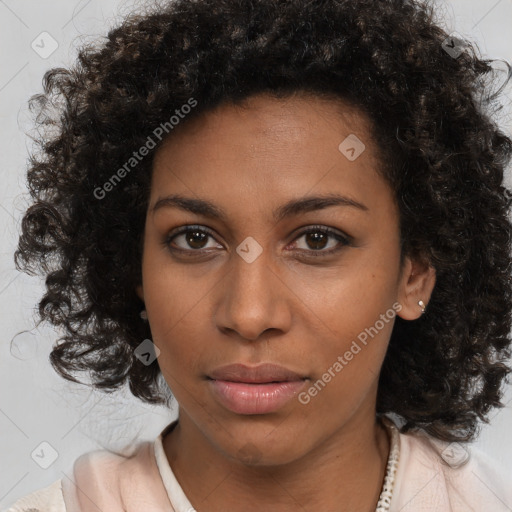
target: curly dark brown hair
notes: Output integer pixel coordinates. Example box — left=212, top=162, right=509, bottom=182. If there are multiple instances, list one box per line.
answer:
left=13, top=0, right=512, bottom=443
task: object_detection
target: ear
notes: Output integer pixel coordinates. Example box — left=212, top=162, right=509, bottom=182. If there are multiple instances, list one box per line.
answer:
left=136, top=284, right=144, bottom=302
left=396, top=255, right=436, bottom=320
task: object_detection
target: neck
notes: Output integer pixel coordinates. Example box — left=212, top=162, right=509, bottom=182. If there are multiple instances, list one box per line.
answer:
left=163, top=409, right=390, bottom=512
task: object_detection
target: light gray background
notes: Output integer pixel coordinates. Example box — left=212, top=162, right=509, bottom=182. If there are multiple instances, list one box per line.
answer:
left=1, top=0, right=512, bottom=508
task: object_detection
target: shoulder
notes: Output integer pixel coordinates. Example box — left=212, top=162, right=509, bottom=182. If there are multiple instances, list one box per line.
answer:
left=3, top=479, right=65, bottom=512
left=4, top=440, right=172, bottom=512
left=392, top=428, right=512, bottom=512
left=60, top=440, right=174, bottom=511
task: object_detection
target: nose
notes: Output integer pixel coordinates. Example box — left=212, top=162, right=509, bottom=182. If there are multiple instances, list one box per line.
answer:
left=214, top=244, right=292, bottom=342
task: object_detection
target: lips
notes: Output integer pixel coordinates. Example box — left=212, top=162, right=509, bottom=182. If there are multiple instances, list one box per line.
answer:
left=207, top=363, right=307, bottom=414
left=208, top=363, right=306, bottom=383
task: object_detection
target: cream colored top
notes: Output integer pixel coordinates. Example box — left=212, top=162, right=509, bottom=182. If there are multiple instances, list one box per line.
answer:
left=4, top=419, right=512, bottom=511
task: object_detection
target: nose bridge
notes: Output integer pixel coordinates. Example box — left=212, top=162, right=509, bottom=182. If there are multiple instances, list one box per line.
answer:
left=216, top=234, right=289, bottom=340
left=231, top=235, right=275, bottom=310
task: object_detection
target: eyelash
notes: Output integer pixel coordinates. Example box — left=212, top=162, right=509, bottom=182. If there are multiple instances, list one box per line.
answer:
left=163, top=224, right=351, bottom=258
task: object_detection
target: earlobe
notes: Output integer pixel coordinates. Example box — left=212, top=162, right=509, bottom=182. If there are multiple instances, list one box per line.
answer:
left=136, top=284, right=144, bottom=301
left=396, top=256, right=436, bottom=321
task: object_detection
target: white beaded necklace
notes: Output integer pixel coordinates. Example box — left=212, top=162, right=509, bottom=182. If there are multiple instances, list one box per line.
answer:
left=374, top=417, right=401, bottom=512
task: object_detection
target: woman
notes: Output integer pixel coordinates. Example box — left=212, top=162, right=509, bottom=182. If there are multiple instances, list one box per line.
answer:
left=6, top=0, right=512, bottom=510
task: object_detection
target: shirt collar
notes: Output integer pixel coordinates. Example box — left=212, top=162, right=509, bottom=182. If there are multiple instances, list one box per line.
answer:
left=154, top=419, right=196, bottom=512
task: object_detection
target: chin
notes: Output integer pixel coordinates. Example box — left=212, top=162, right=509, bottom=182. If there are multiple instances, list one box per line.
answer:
left=231, top=441, right=305, bottom=467
left=214, top=417, right=312, bottom=467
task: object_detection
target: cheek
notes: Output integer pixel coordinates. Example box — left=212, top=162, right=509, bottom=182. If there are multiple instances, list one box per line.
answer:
left=142, top=232, right=210, bottom=323
left=141, top=249, right=212, bottom=373
left=147, top=290, right=208, bottom=367
left=310, top=296, right=395, bottom=377
left=295, top=259, right=399, bottom=398
left=298, top=307, right=395, bottom=418
left=148, top=311, right=208, bottom=408
left=292, top=247, right=399, bottom=343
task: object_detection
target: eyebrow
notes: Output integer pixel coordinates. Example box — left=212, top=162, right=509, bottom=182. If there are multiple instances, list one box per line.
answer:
left=150, top=193, right=369, bottom=222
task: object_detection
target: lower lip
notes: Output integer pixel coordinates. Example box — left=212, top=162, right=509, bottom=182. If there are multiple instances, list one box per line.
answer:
left=208, top=379, right=307, bottom=414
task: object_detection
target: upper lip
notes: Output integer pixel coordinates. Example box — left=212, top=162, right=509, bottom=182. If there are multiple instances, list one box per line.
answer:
left=208, top=363, right=306, bottom=383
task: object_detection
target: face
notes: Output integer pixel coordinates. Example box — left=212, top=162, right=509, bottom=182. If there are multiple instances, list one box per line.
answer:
left=137, top=92, right=434, bottom=466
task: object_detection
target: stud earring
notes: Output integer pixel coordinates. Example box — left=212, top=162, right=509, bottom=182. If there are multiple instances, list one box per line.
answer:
left=140, top=309, right=148, bottom=320
left=418, top=300, right=426, bottom=314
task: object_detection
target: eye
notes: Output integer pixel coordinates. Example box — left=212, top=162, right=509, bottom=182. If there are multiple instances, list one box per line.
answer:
left=289, top=225, right=351, bottom=257
left=164, top=225, right=222, bottom=254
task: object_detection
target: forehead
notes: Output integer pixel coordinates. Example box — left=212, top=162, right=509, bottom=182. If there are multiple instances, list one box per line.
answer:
left=150, top=92, right=394, bottom=222
left=156, top=92, right=371, bottom=152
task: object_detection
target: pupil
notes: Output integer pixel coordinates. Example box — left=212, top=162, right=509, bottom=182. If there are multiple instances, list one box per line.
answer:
left=187, top=231, right=207, bottom=249
left=307, top=232, right=327, bottom=250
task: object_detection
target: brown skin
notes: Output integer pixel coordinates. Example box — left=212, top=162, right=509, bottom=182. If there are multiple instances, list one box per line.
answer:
left=136, top=92, right=436, bottom=512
